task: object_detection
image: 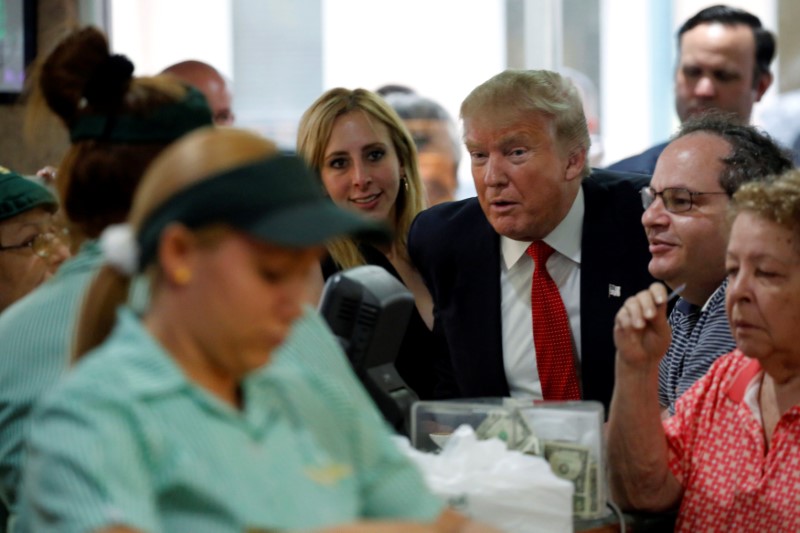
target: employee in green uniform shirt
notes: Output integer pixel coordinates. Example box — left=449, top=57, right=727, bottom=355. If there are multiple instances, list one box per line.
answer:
left=0, top=168, right=69, bottom=314
left=17, top=126, right=498, bottom=533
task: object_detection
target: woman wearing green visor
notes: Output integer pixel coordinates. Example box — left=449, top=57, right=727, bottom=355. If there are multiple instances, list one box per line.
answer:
left=17, top=127, right=498, bottom=533
left=0, top=168, right=69, bottom=314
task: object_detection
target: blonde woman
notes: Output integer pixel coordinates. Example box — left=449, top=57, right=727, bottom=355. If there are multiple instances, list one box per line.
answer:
left=297, top=88, right=437, bottom=400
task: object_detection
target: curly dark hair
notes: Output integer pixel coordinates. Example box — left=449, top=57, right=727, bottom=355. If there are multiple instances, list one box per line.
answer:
left=674, top=111, right=794, bottom=196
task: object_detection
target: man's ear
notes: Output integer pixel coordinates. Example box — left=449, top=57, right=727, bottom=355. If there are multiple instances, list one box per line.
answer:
left=564, top=147, right=587, bottom=182
left=754, top=71, right=773, bottom=102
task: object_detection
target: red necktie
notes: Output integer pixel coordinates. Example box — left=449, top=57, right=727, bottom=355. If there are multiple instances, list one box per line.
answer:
left=527, top=241, right=581, bottom=401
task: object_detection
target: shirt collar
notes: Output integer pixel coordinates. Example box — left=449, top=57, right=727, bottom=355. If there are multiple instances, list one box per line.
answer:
left=674, top=298, right=700, bottom=316
left=501, top=187, right=584, bottom=269
left=53, top=239, right=103, bottom=277
left=701, top=278, right=728, bottom=313
left=102, top=307, right=287, bottom=435
left=112, top=306, right=304, bottom=397
left=725, top=350, right=763, bottom=404
left=104, top=306, right=187, bottom=396
left=673, top=278, right=728, bottom=315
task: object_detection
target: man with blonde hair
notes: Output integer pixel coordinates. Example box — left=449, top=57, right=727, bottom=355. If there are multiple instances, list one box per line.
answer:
left=409, top=69, right=654, bottom=410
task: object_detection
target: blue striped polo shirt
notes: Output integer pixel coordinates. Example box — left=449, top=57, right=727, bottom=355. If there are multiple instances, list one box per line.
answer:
left=658, top=279, right=736, bottom=415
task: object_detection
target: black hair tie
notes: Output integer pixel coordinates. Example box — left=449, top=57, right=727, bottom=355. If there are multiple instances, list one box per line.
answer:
left=83, top=54, right=135, bottom=109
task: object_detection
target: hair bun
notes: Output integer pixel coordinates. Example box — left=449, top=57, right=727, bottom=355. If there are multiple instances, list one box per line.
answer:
left=83, top=54, right=135, bottom=109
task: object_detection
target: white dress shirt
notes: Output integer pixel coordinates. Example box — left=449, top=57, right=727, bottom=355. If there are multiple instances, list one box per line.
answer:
left=500, top=188, right=584, bottom=398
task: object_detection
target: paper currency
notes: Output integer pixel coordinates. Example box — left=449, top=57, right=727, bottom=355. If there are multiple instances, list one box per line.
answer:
left=475, top=409, right=515, bottom=443
left=474, top=409, right=542, bottom=454
left=514, top=413, right=542, bottom=455
left=586, top=461, right=601, bottom=518
left=544, top=440, right=599, bottom=519
left=455, top=407, right=602, bottom=518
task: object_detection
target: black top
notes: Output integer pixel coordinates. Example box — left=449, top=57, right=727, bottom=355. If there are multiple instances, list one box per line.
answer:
left=321, top=245, right=437, bottom=400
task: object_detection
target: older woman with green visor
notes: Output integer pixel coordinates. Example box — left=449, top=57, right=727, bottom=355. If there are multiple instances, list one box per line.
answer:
left=0, top=168, right=69, bottom=313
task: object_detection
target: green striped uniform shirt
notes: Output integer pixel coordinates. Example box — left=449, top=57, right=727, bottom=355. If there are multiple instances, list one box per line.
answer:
left=16, top=306, right=442, bottom=533
left=0, top=241, right=104, bottom=517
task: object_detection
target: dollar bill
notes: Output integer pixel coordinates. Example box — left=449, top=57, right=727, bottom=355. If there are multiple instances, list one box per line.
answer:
left=475, top=409, right=544, bottom=455
left=588, top=459, right=600, bottom=516
left=473, top=410, right=603, bottom=518
left=574, top=494, right=587, bottom=515
left=474, top=409, right=514, bottom=443
left=544, top=440, right=597, bottom=519
left=513, top=412, right=542, bottom=455
left=516, top=433, right=542, bottom=456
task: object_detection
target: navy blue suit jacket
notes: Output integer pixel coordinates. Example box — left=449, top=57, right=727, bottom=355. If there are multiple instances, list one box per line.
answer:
left=606, top=141, right=668, bottom=175
left=408, top=170, right=654, bottom=413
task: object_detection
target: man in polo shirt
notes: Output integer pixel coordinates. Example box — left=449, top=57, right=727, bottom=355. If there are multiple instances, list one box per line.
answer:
left=0, top=168, right=69, bottom=314
left=641, top=113, right=792, bottom=415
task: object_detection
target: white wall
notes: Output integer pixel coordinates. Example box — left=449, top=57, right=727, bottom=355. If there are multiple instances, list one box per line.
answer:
left=108, top=0, right=233, bottom=78
left=321, top=0, right=506, bottom=198
left=601, top=0, right=659, bottom=164
left=108, top=0, right=779, bottom=176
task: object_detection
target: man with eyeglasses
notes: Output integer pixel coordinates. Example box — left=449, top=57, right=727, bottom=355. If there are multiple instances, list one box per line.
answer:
left=0, top=168, right=70, bottom=314
left=640, top=112, right=792, bottom=415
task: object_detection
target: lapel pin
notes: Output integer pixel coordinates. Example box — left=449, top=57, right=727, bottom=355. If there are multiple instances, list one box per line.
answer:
left=608, top=284, right=621, bottom=298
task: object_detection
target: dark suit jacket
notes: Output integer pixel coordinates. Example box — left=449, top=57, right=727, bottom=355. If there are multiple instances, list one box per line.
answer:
left=408, top=170, right=654, bottom=412
left=605, top=141, right=668, bottom=175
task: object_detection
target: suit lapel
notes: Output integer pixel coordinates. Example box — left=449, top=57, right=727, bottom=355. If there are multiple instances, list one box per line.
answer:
left=579, top=174, right=653, bottom=409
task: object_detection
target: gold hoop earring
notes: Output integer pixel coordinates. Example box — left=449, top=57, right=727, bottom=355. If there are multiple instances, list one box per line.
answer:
left=172, top=266, right=192, bottom=286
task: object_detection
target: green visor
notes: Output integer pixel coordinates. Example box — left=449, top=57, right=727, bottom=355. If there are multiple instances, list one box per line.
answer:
left=0, top=168, right=58, bottom=222
left=69, top=86, right=213, bottom=143
left=136, top=154, right=390, bottom=270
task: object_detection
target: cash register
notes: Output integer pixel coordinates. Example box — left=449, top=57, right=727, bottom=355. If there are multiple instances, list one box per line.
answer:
left=318, top=265, right=418, bottom=435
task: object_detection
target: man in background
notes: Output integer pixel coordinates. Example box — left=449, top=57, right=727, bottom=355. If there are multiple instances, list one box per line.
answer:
left=382, top=91, right=461, bottom=205
left=161, top=60, right=235, bottom=125
left=607, top=4, right=775, bottom=173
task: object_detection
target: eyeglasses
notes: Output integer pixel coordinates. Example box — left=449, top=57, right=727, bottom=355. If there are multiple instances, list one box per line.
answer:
left=640, top=186, right=728, bottom=213
left=0, top=227, right=71, bottom=259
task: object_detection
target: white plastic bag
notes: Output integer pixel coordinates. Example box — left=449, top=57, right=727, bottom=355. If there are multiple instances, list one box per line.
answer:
left=395, top=425, right=573, bottom=533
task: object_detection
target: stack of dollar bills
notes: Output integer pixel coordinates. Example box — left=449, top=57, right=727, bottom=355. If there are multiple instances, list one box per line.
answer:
left=473, top=408, right=602, bottom=519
